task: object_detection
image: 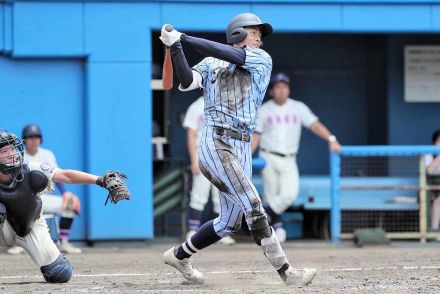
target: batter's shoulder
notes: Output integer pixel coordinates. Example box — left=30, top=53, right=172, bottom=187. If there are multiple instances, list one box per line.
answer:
left=245, top=47, right=271, bottom=60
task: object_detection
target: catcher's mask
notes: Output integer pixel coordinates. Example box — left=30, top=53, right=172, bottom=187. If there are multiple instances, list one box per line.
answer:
left=0, top=129, right=25, bottom=182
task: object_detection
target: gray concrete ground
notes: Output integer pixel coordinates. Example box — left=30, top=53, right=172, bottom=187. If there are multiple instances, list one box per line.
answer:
left=1, top=241, right=440, bottom=293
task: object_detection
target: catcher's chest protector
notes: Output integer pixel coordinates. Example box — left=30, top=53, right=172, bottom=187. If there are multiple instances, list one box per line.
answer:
left=0, top=166, right=47, bottom=237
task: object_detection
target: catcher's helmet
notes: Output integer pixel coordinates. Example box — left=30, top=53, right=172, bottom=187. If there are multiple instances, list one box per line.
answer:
left=22, top=124, right=43, bottom=143
left=226, top=13, right=272, bottom=45
left=0, top=129, right=24, bottom=181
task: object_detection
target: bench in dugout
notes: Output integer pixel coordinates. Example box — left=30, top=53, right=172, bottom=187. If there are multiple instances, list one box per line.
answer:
left=253, top=146, right=440, bottom=242
left=330, top=146, right=440, bottom=243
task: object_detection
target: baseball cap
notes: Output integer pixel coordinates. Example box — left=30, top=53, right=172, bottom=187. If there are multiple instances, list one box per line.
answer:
left=269, top=72, right=290, bottom=88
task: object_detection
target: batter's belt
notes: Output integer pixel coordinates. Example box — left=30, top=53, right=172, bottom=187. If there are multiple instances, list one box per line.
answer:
left=214, top=127, right=251, bottom=142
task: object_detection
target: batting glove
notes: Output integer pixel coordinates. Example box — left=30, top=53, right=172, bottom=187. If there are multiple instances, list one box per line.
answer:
left=159, top=24, right=182, bottom=47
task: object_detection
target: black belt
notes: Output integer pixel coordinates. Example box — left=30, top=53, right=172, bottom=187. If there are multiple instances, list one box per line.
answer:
left=214, top=128, right=251, bottom=142
left=261, top=148, right=295, bottom=157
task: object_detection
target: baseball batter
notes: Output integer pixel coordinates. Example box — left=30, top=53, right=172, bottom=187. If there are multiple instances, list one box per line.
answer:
left=0, top=129, right=129, bottom=283
left=159, top=13, right=316, bottom=286
left=7, top=124, right=82, bottom=255
left=183, top=96, right=235, bottom=245
left=252, top=73, right=341, bottom=242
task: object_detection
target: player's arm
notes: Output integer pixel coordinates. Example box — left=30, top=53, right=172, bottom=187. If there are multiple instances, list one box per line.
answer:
left=310, top=121, right=341, bottom=153
left=251, top=133, right=261, bottom=154
left=180, top=34, right=245, bottom=65
left=187, top=128, right=200, bottom=174
left=168, top=36, right=245, bottom=91
left=50, top=152, right=67, bottom=194
left=426, top=156, right=440, bottom=175
left=53, top=169, right=98, bottom=185
left=53, top=169, right=130, bottom=204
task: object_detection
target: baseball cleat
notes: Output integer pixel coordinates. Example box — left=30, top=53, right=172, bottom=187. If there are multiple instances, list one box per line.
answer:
left=163, top=247, right=204, bottom=285
left=7, top=246, right=26, bottom=255
left=59, top=241, right=82, bottom=254
left=219, top=236, right=236, bottom=246
left=283, top=267, right=316, bottom=286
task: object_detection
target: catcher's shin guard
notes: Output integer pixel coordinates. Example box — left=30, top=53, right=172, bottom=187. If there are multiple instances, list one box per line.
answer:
left=40, top=254, right=72, bottom=283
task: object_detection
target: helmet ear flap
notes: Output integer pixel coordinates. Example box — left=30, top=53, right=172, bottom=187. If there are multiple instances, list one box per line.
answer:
left=228, top=27, right=248, bottom=44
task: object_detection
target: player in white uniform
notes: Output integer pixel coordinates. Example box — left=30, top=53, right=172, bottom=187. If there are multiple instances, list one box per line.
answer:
left=425, top=129, right=440, bottom=230
left=0, top=129, right=127, bottom=283
left=183, top=97, right=235, bottom=245
left=252, top=73, right=341, bottom=242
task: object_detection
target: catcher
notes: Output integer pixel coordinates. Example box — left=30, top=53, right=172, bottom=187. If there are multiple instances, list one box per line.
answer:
left=0, top=129, right=130, bottom=283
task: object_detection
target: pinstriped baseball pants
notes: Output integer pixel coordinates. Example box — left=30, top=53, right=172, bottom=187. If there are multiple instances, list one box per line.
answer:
left=198, top=126, right=266, bottom=238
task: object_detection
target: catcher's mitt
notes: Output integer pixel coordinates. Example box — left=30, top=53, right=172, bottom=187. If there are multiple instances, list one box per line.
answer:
left=96, top=171, right=131, bottom=205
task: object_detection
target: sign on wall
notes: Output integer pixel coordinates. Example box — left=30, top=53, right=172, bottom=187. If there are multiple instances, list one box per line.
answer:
left=404, top=46, right=440, bottom=103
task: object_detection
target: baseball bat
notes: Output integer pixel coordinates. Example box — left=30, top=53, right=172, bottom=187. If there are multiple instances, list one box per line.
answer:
left=162, top=25, right=174, bottom=90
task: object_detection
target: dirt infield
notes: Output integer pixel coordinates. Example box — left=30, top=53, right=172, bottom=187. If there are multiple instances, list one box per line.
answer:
left=1, top=241, right=440, bottom=293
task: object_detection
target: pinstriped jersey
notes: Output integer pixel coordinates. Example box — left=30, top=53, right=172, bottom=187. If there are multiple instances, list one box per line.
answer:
left=192, top=46, right=272, bottom=134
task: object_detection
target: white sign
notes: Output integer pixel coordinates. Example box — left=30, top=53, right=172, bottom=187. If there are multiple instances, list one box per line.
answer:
left=404, top=46, right=440, bottom=103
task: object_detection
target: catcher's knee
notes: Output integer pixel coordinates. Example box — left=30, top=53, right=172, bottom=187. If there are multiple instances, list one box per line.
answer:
left=40, top=254, right=72, bottom=283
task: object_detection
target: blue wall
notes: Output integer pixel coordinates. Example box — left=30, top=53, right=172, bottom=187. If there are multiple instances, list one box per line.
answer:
left=1, top=0, right=440, bottom=239
left=0, top=57, right=88, bottom=239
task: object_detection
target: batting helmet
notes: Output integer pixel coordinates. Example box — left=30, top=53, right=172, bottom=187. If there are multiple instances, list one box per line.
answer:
left=0, top=129, right=24, bottom=181
left=226, top=13, right=272, bottom=45
left=22, top=124, right=43, bottom=143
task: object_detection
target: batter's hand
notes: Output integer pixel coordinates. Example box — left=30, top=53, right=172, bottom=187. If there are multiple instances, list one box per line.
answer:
left=159, top=24, right=182, bottom=47
left=62, top=191, right=81, bottom=215
left=329, top=141, right=341, bottom=153
left=191, top=161, right=201, bottom=175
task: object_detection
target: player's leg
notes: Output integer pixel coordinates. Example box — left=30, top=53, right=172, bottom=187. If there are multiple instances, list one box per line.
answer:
left=6, top=216, right=72, bottom=283
left=174, top=193, right=240, bottom=259
left=211, top=187, right=236, bottom=245
left=232, top=139, right=315, bottom=286
left=431, top=195, right=440, bottom=229
left=163, top=192, right=242, bottom=284
left=1, top=200, right=23, bottom=255
left=199, top=133, right=290, bottom=276
left=163, top=128, right=242, bottom=284
left=264, top=155, right=300, bottom=242
left=42, top=194, right=81, bottom=254
left=187, top=172, right=212, bottom=239
left=260, top=151, right=285, bottom=239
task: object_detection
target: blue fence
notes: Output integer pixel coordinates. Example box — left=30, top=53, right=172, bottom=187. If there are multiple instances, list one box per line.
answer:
left=330, top=146, right=440, bottom=243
